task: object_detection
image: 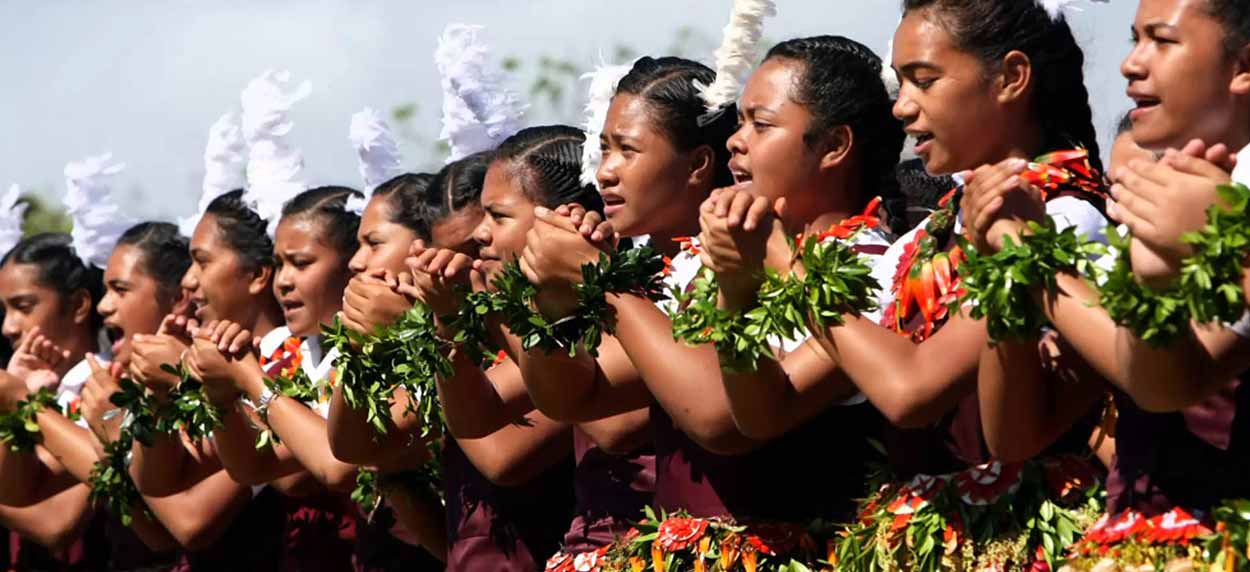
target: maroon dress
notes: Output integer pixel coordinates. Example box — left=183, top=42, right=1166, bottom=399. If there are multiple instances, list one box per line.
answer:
left=443, top=437, right=574, bottom=572
left=1107, top=378, right=1250, bottom=515
left=177, top=484, right=286, bottom=572
left=559, top=428, right=654, bottom=554
left=351, top=508, right=443, bottom=572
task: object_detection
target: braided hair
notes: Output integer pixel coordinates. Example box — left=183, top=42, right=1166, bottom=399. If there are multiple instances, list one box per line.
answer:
left=115, top=222, right=190, bottom=300
left=1, top=233, right=105, bottom=331
left=765, top=36, right=907, bottom=232
left=426, top=151, right=494, bottom=229
left=903, top=0, right=1103, bottom=172
left=494, top=126, right=606, bottom=213
left=372, top=173, right=436, bottom=237
left=616, top=57, right=736, bottom=189
left=1208, top=0, right=1250, bottom=55
left=204, top=189, right=274, bottom=271
left=279, top=185, right=363, bottom=260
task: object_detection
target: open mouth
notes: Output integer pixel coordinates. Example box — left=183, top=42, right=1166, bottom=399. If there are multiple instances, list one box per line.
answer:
left=104, top=325, right=126, bottom=355
left=280, top=300, right=304, bottom=314
left=912, top=132, right=935, bottom=151
left=1129, top=94, right=1160, bottom=118
left=601, top=193, right=626, bottom=215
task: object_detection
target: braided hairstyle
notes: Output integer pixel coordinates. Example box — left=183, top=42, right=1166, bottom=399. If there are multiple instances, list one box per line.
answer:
left=1208, top=0, right=1250, bottom=55
left=765, top=36, right=907, bottom=232
left=279, top=185, right=363, bottom=260
left=903, top=0, right=1103, bottom=173
left=1, top=233, right=105, bottom=331
left=494, top=126, right=606, bottom=213
left=372, top=173, right=436, bottom=237
left=115, top=222, right=190, bottom=301
left=616, top=57, right=736, bottom=189
left=204, top=189, right=274, bottom=271
left=426, top=151, right=494, bottom=231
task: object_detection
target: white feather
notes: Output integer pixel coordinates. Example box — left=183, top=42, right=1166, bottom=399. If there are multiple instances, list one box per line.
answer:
left=435, top=24, right=527, bottom=163
left=347, top=107, right=404, bottom=214
left=239, top=70, right=311, bottom=237
left=180, top=111, right=248, bottom=237
left=579, top=61, right=635, bottom=189
left=1037, top=0, right=1108, bottom=21
left=697, top=0, right=778, bottom=113
left=0, top=184, right=29, bottom=257
left=881, top=38, right=900, bottom=100
left=63, top=153, right=134, bottom=269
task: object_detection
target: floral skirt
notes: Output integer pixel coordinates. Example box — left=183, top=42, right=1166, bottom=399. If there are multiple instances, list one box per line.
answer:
left=1060, top=500, right=1250, bottom=572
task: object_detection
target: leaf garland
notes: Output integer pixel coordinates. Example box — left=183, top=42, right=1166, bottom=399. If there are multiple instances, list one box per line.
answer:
left=956, top=220, right=1104, bottom=343
left=253, top=367, right=318, bottom=450
left=1096, top=228, right=1189, bottom=346
left=492, top=246, right=667, bottom=358
left=351, top=459, right=444, bottom=528
left=87, top=432, right=147, bottom=527
left=154, top=363, right=222, bottom=440
left=0, top=388, right=59, bottom=452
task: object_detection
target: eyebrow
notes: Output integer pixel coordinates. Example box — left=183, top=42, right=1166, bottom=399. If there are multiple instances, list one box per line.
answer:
left=897, top=61, right=941, bottom=75
left=107, top=279, right=132, bottom=289
left=1141, top=22, right=1178, bottom=35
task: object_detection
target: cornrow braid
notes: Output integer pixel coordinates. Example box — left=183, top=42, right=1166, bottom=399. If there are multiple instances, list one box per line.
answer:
left=495, top=125, right=605, bottom=213
left=373, top=173, right=436, bottom=234
left=280, top=185, right=364, bottom=260
left=116, top=221, right=190, bottom=300
left=204, top=189, right=274, bottom=271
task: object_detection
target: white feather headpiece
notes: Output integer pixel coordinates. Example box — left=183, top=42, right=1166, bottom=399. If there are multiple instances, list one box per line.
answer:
left=579, top=61, right=636, bottom=189
left=0, top=184, right=29, bottom=257
left=240, top=70, right=312, bottom=237
left=347, top=107, right=404, bottom=214
left=63, top=153, right=134, bottom=269
left=435, top=24, right=527, bottom=163
left=881, top=37, right=900, bottom=100
left=1037, top=0, right=1109, bottom=21
left=179, top=111, right=248, bottom=237
left=697, top=0, right=778, bottom=114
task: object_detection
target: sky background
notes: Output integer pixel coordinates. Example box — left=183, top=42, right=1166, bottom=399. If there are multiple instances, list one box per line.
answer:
left=0, top=0, right=1137, bottom=221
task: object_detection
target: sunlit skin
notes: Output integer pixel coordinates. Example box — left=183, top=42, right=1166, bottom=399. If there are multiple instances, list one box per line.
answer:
left=347, top=196, right=418, bottom=276
left=433, top=206, right=484, bottom=256
left=891, top=9, right=1043, bottom=174
left=598, top=93, right=708, bottom=246
left=473, top=164, right=536, bottom=281
left=98, top=244, right=175, bottom=365
left=0, top=262, right=93, bottom=357
left=273, top=217, right=352, bottom=338
left=182, top=214, right=269, bottom=326
left=1123, top=0, right=1250, bottom=152
left=1108, top=130, right=1158, bottom=183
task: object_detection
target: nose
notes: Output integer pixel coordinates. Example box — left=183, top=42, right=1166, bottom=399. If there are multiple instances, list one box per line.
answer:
left=2, top=312, right=23, bottom=343
left=472, top=218, right=491, bottom=248
left=726, top=123, right=748, bottom=157
left=1121, top=39, right=1148, bottom=83
left=347, top=243, right=369, bottom=275
left=597, top=151, right=621, bottom=190
left=275, top=263, right=295, bottom=292
left=97, top=291, right=117, bottom=318
left=892, top=88, right=919, bottom=123
left=181, top=265, right=199, bottom=292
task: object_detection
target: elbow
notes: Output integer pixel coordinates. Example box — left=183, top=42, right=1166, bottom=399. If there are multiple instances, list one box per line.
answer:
left=683, top=413, right=756, bottom=456
left=166, top=518, right=224, bottom=552
left=220, top=463, right=270, bottom=487
left=328, top=432, right=379, bottom=466
left=477, top=462, right=529, bottom=488
left=1124, top=381, right=1198, bottom=413
left=880, top=403, right=934, bottom=430
left=319, top=465, right=361, bottom=493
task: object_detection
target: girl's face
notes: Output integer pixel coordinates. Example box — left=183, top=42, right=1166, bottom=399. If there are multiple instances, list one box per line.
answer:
left=98, top=244, right=175, bottom=364
left=726, top=58, right=822, bottom=206
left=473, top=162, right=537, bottom=280
left=0, top=262, right=90, bottom=351
left=431, top=206, right=483, bottom=253
left=1123, top=0, right=1250, bottom=151
left=598, top=93, right=710, bottom=238
left=348, top=195, right=419, bottom=277
left=891, top=10, right=1017, bottom=174
left=273, top=217, right=352, bottom=338
left=182, top=214, right=265, bottom=325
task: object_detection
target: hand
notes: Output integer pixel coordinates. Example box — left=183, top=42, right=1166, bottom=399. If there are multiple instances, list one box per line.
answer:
left=520, top=207, right=615, bottom=319
left=1109, top=144, right=1232, bottom=288
left=185, top=321, right=259, bottom=406
left=697, top=186, right=788, bottom=310
left=128, top=334, right=187, bottom=396
left=6, top=326, right=72, bottom=382
left=406, top=246, right=476, bottom=317
left=959, top=157, right=1045, bottom=253
left=341, top=270, right=412, bottom=335
left=80, top=354, right=124, bottom=443
left=156, top=313, right=200, bottom=346
left=0, top=371, right=30, bottom=413
left=552, top=202, right=619, bottom=244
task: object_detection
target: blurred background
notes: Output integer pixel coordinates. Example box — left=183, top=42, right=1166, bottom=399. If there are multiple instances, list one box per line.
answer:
left=0, top=0, right=1135, bottom=231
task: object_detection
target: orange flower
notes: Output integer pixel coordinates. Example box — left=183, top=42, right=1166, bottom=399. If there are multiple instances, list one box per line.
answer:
left=650, top=543, right=664, bottom=572
left=693, top=537, right=710, bottom=572
left=661, top=256, right=674, bottom=277
left=743, top=550, right=758, bottom=572
left=720, top=534, right=741, bottom=569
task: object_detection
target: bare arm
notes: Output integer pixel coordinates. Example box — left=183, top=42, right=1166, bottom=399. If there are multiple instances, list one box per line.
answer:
left=143, top=463, right=253, bottom=551
left=0, top=482, right=95, bottom=552
left=327, top=384, right=430, bottom=466
left=721, top=339, right=859, bottom=441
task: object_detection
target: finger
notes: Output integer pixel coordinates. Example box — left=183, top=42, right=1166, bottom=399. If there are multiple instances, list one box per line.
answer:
left=1164, top=149, right=1232, bottom=181
left=85, top=353, right=106, bottom=377
left=713, top=189, right=737, bottom=218
left=520, top=249, right=541, bottom=284
left=408, top=239, right=427, bottom=257
left=742, top=195, right=772, bottom=232
left=344, top=287, right=371, bottom=314
left=228, top=330, right=252, bottom=355
left=553, top=204, right=572, bottom=217
left=564, top=203, right=588, bottom=227
left=446, top=254, right=475, bottom=279
left=427, top=250, right=456, bottom=275
left=972, top=196, right=1005, bottom=237
left=1123, top=157, right=1175, bottom=189
left=1178, top=138, right=1208, bottom=159
left=157, top=314, right=179, bottom=336
left=590, top=221, right=614, bottom=244
left=726, top=192, right=757, bottom=228
left=412, top=248, right=440, bottom=274
left=219, top=323, right=243, bottom=352
left=533, top=207, right=581, bottom=233
left=469, top=268, right=488, bottom=293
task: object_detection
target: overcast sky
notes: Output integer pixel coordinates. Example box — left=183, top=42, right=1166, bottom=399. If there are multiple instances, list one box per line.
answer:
left=0, top=0, right=1137, bottom=221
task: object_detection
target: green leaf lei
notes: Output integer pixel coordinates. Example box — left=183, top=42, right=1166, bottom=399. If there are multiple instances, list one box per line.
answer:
left=351, top=460, right=444, bottom=527
left=250, top=367, right=318, bottom=450
left=156, top=363, right=222, bottom=440
left=87, top=432, right=147, bottom=527
left=491, top=246, right=667, bottom=358
left=0, top=388, right=59, bottom=452
left=670, top=234, right=878, bottom=373
left=956, top=220, right=1104, bottom=343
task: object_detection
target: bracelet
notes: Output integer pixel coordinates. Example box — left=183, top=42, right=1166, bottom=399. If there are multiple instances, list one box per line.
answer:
left=0, top=388, right=59, bottom=452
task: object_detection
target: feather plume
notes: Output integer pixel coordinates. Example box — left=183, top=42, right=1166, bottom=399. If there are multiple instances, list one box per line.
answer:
left=579, top=61, right=635, bottom=189
left=63, top=153, right=134, bottom=268
left=179, top=111, right=247, bottom=237
left=1038, top=0, right=1109, bottom=21
left=240, top=70, right=311, bottom=237
left=0, top=184, right=29, bottom=257
left=435, top=24, right=526, bottom=163
left=697, top=0, right=777, bottom=114
left=347, top=107, right=404, bottom=213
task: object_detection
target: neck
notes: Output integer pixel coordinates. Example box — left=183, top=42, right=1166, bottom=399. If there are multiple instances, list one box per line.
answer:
left=644, top=219, right=700, bottom=259
left=63, top=331, right=96, bottom=363
left=249, top=299, right=286, bottom=341
left=996, top=117, right=1047, bottom=163
left=784, top=171, right=861, bottom=235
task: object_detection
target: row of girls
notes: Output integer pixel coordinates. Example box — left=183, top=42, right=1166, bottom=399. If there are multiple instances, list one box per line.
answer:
left=1, top=0, right=1249, bottom=571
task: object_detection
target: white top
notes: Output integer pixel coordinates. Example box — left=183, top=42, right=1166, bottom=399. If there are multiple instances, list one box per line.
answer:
left=258, top=326, right=292, bottom=361
left=57, top=351, right=111, bottom=429
left=298, top=335, right=339, bottom=419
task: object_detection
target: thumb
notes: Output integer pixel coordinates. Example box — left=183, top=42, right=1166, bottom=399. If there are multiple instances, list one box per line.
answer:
left=773, top=197, right=788, bottom=221
left=533, top=206, right=580, bottom=232
left=469, top=268, right=488, bottom=293
left=85, top=353, right=105, bottom=377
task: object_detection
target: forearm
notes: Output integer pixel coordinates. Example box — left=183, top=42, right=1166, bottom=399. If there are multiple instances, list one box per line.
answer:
left=977, top=339, right=1057, bottom=462
left=437, top=349, right=527, bottom=438
left=130, top=431, right=193, bottom=497
left=262, top=397, right=358, bottom=491
left=0, top=483, right=94, bottom=551
left=576, top=408, right=651, bottom=455
left=1115, top=323, right=1250, bottom=411
left=328, top=385, right=427, bottom=466
left=516, top=347, right=601, bottom=423
left=383, top=478, right=448, bottom=563
left=1034, top=272, right=1120, bottom=380
left=144, top=467, right=252, bottom=551
left=211, top=404, right=296, bottom=485
left=0, top=447, right=46, bottom=506
left=722, top=342, right=858, bottom=441
left=126, top=505, right=180, bottom=553
left=34, top=412, right=102, bottom=483
left=455, top=413, right=571, bottom=486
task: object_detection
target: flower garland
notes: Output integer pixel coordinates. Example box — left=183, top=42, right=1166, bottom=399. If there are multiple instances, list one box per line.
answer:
left=598, top=506, right=839, bottom=572
left=670, top=204, right=881, bottom=373
left=957, top=219, right=1104, bottom=343
left=1101, top=183, right=1250, bottom=346
left=0, top=388, right=60, bottom=452
left=491, top=246, right=668, bottom=358
left=834, top=456, right=1104, bottom=572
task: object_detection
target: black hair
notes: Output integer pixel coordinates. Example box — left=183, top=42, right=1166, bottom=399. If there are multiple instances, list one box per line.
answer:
left=765, top=36, right=907, bottom=233
left=1, top=233, right=105, bottom=331
left=896, top=158, right=955, bottom=231
left=204, top=189, right=274, bottom=271
left=1208, top=0, right=1250, bottom=55
left=279, top=185, right=363, bottom=259
left=615, top=56, right=736, bottom=188
left=424, top=151, right=495, bottom=239
left=372, top=172, right=436, bottom=235
left=493, top=126, right=606, bottom=213
left=903, top=0, right=1103, bottom=174
left=1115, top=111, right=1134, bottom=137
left=115, top=222, right=190, bottom=299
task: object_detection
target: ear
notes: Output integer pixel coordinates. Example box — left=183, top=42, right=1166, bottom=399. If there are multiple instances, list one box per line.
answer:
left=69, top=288, right=94, bottom=327
left=247, top=264, right=274, bottom=296
left=1229, top=44, right=1250, bottom=96
left=686, top=145, right=717, bottom=192
left=167, top=286, right=193, bottom=318
left=995, top=50, right=1033, bottom=106
left=818, top=125, right=855, bottom=172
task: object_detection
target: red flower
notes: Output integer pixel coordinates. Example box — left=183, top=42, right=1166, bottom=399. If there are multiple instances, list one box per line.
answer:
left=672, top=237, right=700, bottom=256
left=1091, top=511, right=1148, bottom=544
left=953, top=461, right=1023, bottom=505
left=656, top=517, right=709, bottom=552
left=661, top=256, right=674, bottom=277
left=546, top=552, right=574, bottom=572
left=744, top=523, right=802, bottom=556
left=1143, top=509, right=1213, bottom=544
left=67, top=397, right=82, bottom=417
